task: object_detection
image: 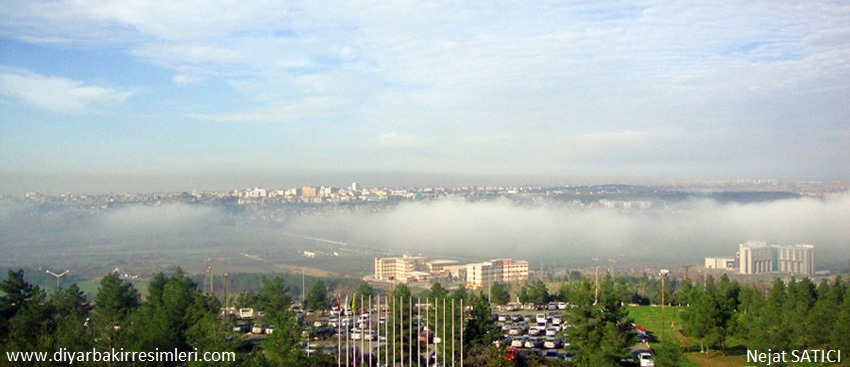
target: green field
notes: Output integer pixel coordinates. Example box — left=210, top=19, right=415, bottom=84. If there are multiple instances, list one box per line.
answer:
left=626, top=306, right=832, bottom=367
left=627, top=305, right=745, bottom=367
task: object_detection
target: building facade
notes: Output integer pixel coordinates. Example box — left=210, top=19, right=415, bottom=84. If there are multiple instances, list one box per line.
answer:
left=705, top=256, right=737, bottom=270
left=374, top=255, right=428, bottom=283
left=738, top=241, right=814, bottom=275
left=465, top=258, right=529, bottom=289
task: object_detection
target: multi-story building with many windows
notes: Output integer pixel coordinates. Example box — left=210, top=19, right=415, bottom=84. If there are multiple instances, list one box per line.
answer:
left=374, top=255, right=428, bottom=283
left=465, top=258, right=529, bottom=289
left=738, top=241, right=814, bottom=275
left=374, top=255, right=528, bottom=286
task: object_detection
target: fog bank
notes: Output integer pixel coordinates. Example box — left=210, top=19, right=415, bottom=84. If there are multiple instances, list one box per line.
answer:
left=284, top=193, right=850, bottom=264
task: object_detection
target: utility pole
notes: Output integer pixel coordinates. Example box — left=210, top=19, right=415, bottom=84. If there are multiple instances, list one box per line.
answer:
left=223, top=273, right=229, bottom=311
left=660, top=269, right=669, bottom=340
left=302, top=267, right=306, bottom=305
left=608, top=258, right=617, bottom=277
left=595, top=266, right=601, bottom=305
left=204, top=258, right=213, bottom=295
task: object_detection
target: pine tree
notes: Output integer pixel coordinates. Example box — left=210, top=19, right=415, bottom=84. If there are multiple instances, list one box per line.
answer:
left=252, top=276, right=301, bottom=366
left=255, top=276, right=292, bottom=321
left=681, top=276, right=719, bottom=354
left=489, top=283, right=511, bottom=305
left=749, top=278, right=791, bottom=351
left=304, top=279, right=328, bottom=311
left=4, top=286, right=54, bottom=361
left=353, top=282, right=374, bottom=311
left=428, top=282, right=448, bottom=300
left=806, top=278, right=838, bottom=348
left=49, top=284, right=91, bottom=353
left=828, top=293, right=850, bottom=352
left=567, top=276, right=635, bottom=367
left=465, top=292, right=498, bottom=347
left=91, top=272, right=141, bottom=350
left=0, top=269, right=34, bottom=341
left=786, top=277, right=816, bottom=348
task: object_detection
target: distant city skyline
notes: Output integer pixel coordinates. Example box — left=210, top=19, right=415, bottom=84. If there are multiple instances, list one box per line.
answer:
left=2, top=2, right=849, bottom=195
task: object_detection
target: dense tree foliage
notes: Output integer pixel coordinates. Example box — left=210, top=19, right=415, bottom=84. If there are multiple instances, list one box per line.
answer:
left=304, top=279, right=328, bottom=311
left=488, top=282, right=511, bottom=305
left=681, top=274, right=849, bottom=357
left=352, top=282, right=374, bottom=310
left=4, top=266, right=847, bottom=367
left=566, top=274, right=636, bottom=367
left=464, top=292, right=499, bottom=347
left=518, top=279, right=550, bottom=303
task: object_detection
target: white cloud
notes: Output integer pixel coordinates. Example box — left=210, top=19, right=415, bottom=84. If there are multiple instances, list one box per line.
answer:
left=1, top=1, right=848, bottom=178
left=0, top=70, right=132, bottom=112
left=172, top=74, right=205, bottom=85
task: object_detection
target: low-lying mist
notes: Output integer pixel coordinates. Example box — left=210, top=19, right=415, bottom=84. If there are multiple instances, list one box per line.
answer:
left=2, top=192, right=848, bottom=271
left=284, top=192, right=850, bottom=265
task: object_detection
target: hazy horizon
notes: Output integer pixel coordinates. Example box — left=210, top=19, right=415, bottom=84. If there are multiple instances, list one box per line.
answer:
left=3, top=170, right=849, bottom=197
left=2, top=191, right=849, bottom=274
left=2, top=2, right=849, bottom=188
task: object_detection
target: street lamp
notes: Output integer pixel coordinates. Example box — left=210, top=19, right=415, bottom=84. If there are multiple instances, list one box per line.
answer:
left=46, top=269, right=70, bottom=289
left=659, top=269, right=669, bottom=340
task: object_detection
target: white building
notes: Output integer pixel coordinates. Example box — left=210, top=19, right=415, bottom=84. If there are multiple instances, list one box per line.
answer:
left=466, top=258, right=529, bottom=289
left=738, top=241, right=814, bottom=275
left=374, top=255, right=428, bottom=283
left=705, top=256, right=737, bottom=270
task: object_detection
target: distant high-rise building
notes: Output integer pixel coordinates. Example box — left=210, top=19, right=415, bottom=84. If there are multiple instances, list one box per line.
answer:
left=738, top=241, right=814, bottom=275
left=351, top=182, right=360, bottom=192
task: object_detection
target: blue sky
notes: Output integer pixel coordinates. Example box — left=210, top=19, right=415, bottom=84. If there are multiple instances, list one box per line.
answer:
left=1, top=1, right=848, bottom=193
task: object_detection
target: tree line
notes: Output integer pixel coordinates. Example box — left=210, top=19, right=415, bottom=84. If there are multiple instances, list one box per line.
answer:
left=0, top=268, right=508, bottom=367
left=679, top=274, right=850, bottom=358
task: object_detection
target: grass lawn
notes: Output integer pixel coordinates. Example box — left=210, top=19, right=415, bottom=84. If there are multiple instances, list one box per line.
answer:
left=626, top=305, right=754, bottom=367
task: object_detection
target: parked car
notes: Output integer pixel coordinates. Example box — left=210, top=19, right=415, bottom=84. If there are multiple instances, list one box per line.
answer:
left=543, top=337, right=564, bottom=349
left=637, top=352, right=655, bottom=367
left=505, top=346, right=518, bottom=361
left=535, top=313, right=547, bottom=324
left=524, top=337, right=544, bottom=349
left=551, top=314, right=564, bottom=326
left=232, top=322, right=251, bottom=333
left=511, top=336, right=527, bottom=348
